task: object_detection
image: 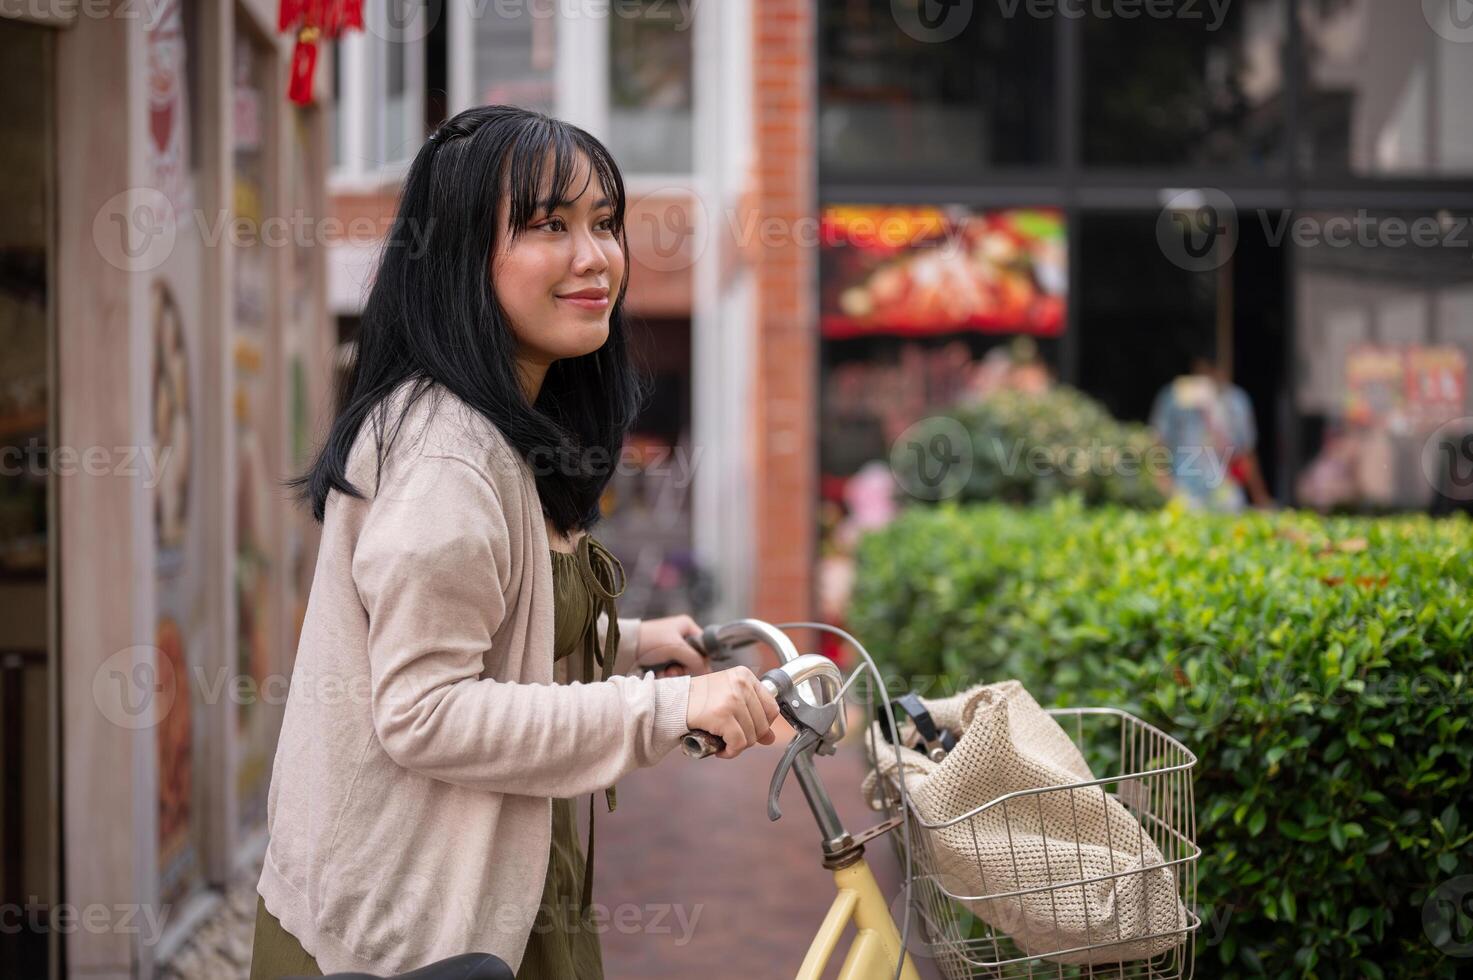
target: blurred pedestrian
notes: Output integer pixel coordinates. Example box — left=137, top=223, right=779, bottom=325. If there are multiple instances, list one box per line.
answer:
left=1149, top=349, right=1272, bottom=512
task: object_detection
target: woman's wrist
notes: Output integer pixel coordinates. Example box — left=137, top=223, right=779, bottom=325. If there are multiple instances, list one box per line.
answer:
left=651, top=673, right=694, bottom=745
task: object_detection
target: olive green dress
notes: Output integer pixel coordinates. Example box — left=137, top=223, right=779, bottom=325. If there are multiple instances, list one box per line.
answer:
left=248, top=534, right=627, bottom=980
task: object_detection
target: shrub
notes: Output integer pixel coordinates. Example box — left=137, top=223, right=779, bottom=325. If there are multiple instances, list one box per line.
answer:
left=891, top=386, right=1166, bottom=509
left=849, top=499, right=1473, bottom=978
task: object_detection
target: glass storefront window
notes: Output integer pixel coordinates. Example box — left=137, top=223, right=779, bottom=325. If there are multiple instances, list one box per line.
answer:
left=819, top=0, right=1055, bottom=173
left=607, top=0, right=693, bottom=173
left=1298, top=0, right=1473, bottom=177
left=382, top=16, right=409, bottom=162
left=1293, top=210, right=1473, bottom=511
left=473, top=0, right=556, bottom=112
left=1082, top=0, right=1286, bottom=170
left=0, top=20, right=53, bottom=973
left=1076, top=209, right=1289, bottom=497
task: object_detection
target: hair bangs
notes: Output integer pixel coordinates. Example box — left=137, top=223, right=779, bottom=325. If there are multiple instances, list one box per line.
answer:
left=500, top=120, right=628, bottom=242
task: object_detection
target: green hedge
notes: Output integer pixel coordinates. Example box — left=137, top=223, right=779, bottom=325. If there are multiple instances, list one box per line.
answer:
left=849, top=499, right=1472, bottom=978
left=891, top=386, right=1166, bottom=509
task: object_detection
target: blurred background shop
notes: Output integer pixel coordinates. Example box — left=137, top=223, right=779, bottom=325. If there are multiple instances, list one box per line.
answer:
left=813, top=0, right=1473, bottom=628
left=1, top=0, right=339, bottom=975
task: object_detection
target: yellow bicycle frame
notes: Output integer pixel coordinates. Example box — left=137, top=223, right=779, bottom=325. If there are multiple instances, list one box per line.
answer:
left=795, top=855, right=921, bottom=980
left=688, top=623, right=922, bottom=979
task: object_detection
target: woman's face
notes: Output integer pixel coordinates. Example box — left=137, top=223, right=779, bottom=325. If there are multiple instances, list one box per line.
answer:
left=491, top=153, right=625, bottom=382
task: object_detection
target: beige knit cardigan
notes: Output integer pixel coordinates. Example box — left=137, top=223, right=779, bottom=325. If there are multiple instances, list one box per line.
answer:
left=256, top=384, right=693, bottom=974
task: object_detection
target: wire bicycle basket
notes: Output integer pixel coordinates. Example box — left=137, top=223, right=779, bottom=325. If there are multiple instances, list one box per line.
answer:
left=863, top=700, right=1201, bottom=980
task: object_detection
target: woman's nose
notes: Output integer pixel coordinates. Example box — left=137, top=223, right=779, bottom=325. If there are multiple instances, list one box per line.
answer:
left=571, top=228, right=610, bottom=277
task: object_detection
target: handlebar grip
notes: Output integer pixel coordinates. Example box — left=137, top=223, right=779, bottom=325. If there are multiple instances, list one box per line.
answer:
left=680, top=729, right=725, bottom=759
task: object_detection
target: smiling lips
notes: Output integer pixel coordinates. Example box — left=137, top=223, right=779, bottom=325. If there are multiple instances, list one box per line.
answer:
left=556, top=287, right=610, bottom=311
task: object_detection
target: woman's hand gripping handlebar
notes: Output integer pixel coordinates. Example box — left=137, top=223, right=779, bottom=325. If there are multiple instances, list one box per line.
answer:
left=680, top=665, right=781, bottom=759
left=678, top=620, right=847, bottom=762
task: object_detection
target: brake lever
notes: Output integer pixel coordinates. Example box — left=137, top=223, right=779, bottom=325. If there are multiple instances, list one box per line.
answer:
left=767, top=727, right=822, bottom=821
left=763, top=666, right=839, bottom=821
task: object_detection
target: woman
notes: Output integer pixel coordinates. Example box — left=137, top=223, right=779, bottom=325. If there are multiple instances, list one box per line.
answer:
left=248, top=105, right=780, bottom=980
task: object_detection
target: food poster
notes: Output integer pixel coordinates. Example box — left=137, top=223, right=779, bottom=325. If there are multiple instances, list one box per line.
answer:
left=152, top=276, right=205, bottom=909
left=1404, top=345, right=1467, bottom=430
left=232, top=28, right=277, bottom=834
left=1343, top=344, right=1467, bottom=430
left=146, top=0, right=194, bottom=229
left=147, top=0, right=208, bottom=910
left=1343, top=346, right=1404, bottom=428
left=820, top=206, right=1066, bottom=339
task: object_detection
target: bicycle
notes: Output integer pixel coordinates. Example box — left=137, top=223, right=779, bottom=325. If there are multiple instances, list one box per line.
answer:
left=679, top=618, right=1201, bottom=980
left=314, top=617, right=1198, bottom=980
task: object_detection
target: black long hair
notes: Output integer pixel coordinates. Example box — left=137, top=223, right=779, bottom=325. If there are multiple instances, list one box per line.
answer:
left=296, top=105, right=646, bottom=536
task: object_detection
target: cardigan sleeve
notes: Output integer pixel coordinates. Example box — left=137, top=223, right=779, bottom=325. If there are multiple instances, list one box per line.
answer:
left=351, top=451, right=691, bottom=797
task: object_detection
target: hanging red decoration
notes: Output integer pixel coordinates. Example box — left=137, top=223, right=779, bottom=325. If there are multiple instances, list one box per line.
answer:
left=278, top=0, right=364, bottom=106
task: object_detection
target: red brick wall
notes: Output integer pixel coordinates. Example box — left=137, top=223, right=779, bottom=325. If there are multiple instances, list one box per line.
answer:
left=751, top=0, right=816, bottom=624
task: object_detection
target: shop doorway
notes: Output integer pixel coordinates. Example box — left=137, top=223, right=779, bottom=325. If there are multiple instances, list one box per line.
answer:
left=596, top=317, right=708, bottom=618
left=0, top=15, right=57, bottom=980
left=1077, top=209, right=1289, bottom=499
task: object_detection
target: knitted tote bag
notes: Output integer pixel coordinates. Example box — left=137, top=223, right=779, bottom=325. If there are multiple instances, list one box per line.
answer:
left=864, top=680, right=1187, bottom=964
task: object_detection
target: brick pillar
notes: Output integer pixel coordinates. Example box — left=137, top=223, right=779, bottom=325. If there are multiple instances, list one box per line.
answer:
left=751, top=0, right=816, bottom=625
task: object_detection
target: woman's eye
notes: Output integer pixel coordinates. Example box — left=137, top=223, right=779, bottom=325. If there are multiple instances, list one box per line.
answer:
left=539, top=215, right=614, bottom=233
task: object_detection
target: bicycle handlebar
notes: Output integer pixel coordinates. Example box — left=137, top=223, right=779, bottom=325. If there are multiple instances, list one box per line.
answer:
left=680, top=620, right=848, bottom=758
